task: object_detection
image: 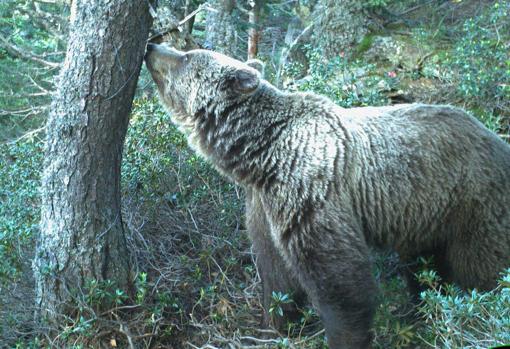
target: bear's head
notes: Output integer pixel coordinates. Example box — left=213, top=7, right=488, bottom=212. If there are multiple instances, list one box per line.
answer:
left=145, top=44, right=261, bottom=119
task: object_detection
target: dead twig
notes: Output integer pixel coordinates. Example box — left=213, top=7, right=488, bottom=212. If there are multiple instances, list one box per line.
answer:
left=276, top=22, right=314, bottom=87
left=3, top=126, right=46, bottom=145
left=0, top=33, right=60, bottom=68
left=178, top=4, right=218, bottom=29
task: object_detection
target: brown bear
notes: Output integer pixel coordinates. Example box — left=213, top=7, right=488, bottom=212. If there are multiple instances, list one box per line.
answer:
left=145, top=43, right=510, bottom=349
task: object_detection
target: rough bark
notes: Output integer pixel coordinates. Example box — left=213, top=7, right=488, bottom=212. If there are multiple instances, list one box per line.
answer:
left=205, top=0, right=238, bottom=57
left=33, top=0, right=153, bottom=322
left=312, top=0, right=369, bottom=58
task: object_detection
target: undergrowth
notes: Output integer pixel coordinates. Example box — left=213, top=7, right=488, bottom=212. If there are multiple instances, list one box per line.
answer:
left=417, top=269, right=510, bottom=349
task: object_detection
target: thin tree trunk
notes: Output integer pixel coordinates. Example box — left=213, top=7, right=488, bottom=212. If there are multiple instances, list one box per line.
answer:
left=247, top=0, right=261, bottom=59
left=33, top=0, right=153, bottom=322
left=184, top=0, right=195, bottom=34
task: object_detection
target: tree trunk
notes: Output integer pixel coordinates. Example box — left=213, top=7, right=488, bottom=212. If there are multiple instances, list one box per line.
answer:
left=205, top=0, right=238, bottom=57
left=312, top=0, right=369, bottom=58
left=247, top=0, right=261, bottom=59
left=33, top=0, right=153, bottom=322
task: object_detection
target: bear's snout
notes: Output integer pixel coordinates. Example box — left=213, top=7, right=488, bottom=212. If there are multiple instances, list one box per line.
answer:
left=145, top=44, right=185, bottom=63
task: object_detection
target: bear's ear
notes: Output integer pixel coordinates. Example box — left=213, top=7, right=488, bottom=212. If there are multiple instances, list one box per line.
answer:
left=233, top=68, right=260, bottom=94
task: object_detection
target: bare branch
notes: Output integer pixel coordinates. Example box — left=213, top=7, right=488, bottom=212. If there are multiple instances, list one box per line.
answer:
left=276, top=22, right=314, bottom=86
left=0, top=33, right=60, bottom=68
left=17, top=3, right=66, bottom=44
left=3, top=126, right=46, bottom=145
left=177, top=4, right=218, bottom=30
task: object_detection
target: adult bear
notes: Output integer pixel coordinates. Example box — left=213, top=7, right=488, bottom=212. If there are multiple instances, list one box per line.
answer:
left=145, top=43, right=510, bottom=349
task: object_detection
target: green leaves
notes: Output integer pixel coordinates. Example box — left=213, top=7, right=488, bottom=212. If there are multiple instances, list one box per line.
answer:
left=0, top=138, right=42, bottom=284
left=418, top=269, right=510, bottom=348
left=269, top=291, right=293, bottom=317
left=286, top=44, right=389, bottom=108
left=446, top=1, right=510, bottom=130
left=135, top=272, right=148, bottom=304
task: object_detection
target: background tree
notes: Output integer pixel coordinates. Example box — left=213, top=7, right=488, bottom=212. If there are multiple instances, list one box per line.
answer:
left=32, top=0, right=153, bottom=322
left=205, top=0, right=239, bottom=56
left=247, top=0, right=262, bottom=59
left=311, top=0, right=369, bottom=58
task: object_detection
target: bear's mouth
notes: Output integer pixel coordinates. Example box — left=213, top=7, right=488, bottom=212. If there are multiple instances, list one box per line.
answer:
left=145, top=56, right=168, bottom=100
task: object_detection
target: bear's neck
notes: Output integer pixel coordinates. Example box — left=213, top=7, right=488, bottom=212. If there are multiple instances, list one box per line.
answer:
left=192, top=84, right=290, bottom=186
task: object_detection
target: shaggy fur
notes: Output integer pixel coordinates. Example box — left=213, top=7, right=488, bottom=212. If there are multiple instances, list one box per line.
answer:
left=145, top=44, right=510, bottom=349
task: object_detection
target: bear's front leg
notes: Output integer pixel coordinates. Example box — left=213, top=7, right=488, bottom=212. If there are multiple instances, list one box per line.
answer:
left=245, top=188, right=306, bottom=329
left=282, top=215, right=377, bottom=349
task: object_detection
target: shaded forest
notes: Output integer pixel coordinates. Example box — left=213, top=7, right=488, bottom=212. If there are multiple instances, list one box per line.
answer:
left=0, top=0, right=509, bottom=348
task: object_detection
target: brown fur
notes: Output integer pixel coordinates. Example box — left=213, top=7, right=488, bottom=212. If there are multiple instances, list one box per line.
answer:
left=145, top=44, right=510, bottom=349
left=246, top=187, right=306, bottom=328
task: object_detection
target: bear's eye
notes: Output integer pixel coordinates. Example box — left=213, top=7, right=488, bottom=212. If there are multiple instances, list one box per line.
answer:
left=182, top=54, right=189, bottom=63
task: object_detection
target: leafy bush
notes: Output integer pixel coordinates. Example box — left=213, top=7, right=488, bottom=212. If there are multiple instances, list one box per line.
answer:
left=122, top=97, right=242, bottom=224
left=371, top=252, right=418, bottom=349
left=285, top=45, right=390, bottom=108
left=446, top=1, right=510, bottom=132
left=0, top=136, right=42, bottom=284
left=0, top=136, right=42, bottom=347
left=417, top=269, right=510, bottom=348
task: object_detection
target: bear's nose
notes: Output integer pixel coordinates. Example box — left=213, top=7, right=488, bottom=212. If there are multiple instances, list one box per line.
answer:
left=145, top=43, right=185, bottom=61
left=146, top=43, right=165, bottom=58
left=146, top=43, right=157, bottom=52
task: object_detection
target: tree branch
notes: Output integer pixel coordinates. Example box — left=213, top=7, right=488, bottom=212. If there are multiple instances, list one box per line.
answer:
left=177, top=4, right=218, bottom=29
left=0, top=33, right=60, bottom=68
left=276, top=22, right=314, bottom=86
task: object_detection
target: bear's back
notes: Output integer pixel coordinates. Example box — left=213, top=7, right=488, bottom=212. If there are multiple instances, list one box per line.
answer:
left=336, top=104, right=510, bottom=250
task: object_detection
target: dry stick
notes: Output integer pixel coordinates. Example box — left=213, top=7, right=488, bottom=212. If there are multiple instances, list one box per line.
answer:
left=178, top=4, right=218, bottom=29
left=0, top=106, right=46, bottom=116
left=4, top=126, right=46, bottom=145
left=34, top=0, right=59, bottom=4
left=0, top=91, right=49, bottom=98
left=415, top=51, right=435, bottom=71
left=110, top=312, right=136, bottom=349
left=149, top=4, right=218, bottom=42
left=118, top=323, right=136, bottom=349
left=0, top=33, right=60, bottom=68
left=186, top=343, right=221, bottom=349
left=239, top=336, right=282, bottom=344
left=27, top=73, right=52, bottom=94
left=294, top=328, right=326, bottom=345
left=395, top=0, right=435, bottom=17
left=276, top=22, right=314, bottom=87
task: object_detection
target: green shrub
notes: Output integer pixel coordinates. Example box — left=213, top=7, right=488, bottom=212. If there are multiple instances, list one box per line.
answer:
left=122, top=98, right=238, bottom=215
left=0, top=137, right=42, bottom=284
left=417, top=269, right=510, bottom=348
left=446, top=1, right=510, bottom=132
left=286, top=45, right=389, bottom=108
